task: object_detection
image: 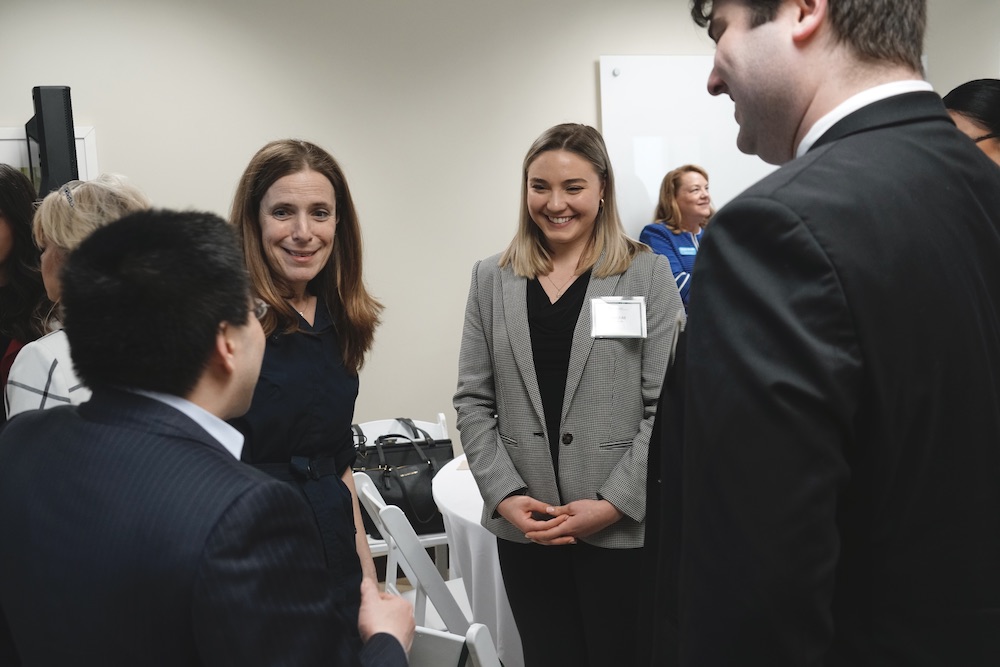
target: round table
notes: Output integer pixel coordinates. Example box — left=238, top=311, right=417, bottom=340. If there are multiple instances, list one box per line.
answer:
left=432, top=454, right=524, bottom=667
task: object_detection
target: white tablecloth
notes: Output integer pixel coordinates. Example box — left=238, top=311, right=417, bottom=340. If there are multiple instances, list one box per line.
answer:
left=432, top=455, right=524, bottom=667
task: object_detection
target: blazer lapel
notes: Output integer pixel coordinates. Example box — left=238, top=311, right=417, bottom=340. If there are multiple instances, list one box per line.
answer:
left=811, top=91, right=950, bottom=152
left=500, top=268, right=547, bottom=427
left=561, top=268, right=623, bottom=422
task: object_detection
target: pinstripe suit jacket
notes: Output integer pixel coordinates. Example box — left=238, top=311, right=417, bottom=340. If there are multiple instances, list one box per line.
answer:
left=0, top=389, right=404, bottom=667
left=454, top=250, right=683, bottom=548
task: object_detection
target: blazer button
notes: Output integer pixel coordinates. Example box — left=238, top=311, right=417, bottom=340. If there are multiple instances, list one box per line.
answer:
left=561, top=433, right=573, bottom=445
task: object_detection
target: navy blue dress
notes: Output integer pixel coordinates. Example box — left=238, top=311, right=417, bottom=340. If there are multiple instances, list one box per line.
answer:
left=230, top=303, right=363, bottom=634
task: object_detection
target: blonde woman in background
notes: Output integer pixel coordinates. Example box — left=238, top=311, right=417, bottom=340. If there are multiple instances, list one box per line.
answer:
left=639, top=164, right=713, bottom=308
left=5, top=175, right=150, bottom=417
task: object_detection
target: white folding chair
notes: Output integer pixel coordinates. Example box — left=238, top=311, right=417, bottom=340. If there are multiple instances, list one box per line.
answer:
left=354, top=414, right=452, bottom=577
left=354, top=472, right=472, bottom=634
left=409, top=623, right=502, bottom=667
left=354, top=471, right=401, bottom=591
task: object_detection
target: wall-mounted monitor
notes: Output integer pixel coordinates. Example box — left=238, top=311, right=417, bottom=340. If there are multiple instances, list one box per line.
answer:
left=25, top=86, right=79, bottom=195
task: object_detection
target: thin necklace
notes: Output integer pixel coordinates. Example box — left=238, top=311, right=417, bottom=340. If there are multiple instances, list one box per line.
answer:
left=544, top=272, right=576, bottom=298
left=290, top=296, right=311, bottom=317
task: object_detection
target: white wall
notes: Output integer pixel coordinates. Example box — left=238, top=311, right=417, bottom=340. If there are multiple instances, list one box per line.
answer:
left=0, top=0, right=994, bottom=446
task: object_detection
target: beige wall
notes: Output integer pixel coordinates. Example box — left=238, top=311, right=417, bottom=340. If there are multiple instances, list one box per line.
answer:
left=0, top=1, right=995, bottom=444
left=927, top=0, right=1000, bottom=91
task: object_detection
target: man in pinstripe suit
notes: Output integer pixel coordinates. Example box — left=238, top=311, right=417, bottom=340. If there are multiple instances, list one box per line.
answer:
left=0, top=209, right=412, bottom=666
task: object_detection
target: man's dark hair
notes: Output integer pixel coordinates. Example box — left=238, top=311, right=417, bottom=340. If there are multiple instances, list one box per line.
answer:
left=690, top=0, right=926, bottom=73
left=62, top=209, right=250, bottom=396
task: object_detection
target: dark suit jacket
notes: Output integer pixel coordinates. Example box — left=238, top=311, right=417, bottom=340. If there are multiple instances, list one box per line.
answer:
left=655, top=91, right=1000, bottom=666
left=0, top=389, right=405, bottom=667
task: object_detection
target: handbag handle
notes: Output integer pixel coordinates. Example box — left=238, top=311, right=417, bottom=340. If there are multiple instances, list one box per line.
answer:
left=374, top=433, right=435, bottom=469
left=353, top=419, right=438, bottom=456
left=352, top=424, right=368, bottom=455
left=396, top=417, right=437, bottom=446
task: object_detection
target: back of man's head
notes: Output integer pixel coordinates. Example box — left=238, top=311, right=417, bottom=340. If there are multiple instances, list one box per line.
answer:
left=690, top=0, right=926, bottom=73
left=62, top=209, right=250, bottom=397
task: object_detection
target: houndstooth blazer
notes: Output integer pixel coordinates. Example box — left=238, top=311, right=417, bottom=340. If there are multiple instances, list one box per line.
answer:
left=454, top=249, right=684, bottom=548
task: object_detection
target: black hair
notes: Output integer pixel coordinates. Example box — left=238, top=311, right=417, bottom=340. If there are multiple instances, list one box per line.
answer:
left=61, top=209, right=250, bottom=396
left=944, top=79, right=1000, bottom=136
left=0, top=164, right=47, bottom=343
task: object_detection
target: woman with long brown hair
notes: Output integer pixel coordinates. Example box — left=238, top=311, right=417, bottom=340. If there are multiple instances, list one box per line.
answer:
left=228, top=139, right=383, bottom=639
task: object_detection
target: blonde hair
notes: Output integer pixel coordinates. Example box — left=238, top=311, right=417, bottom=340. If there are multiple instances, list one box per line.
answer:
left=499, top=123, right=646, bottom=279
left=33, top=174, right=151, bottom=252
left=229, top=139, right=382, bottom=375
left=653, top=164, right=713, bottom=235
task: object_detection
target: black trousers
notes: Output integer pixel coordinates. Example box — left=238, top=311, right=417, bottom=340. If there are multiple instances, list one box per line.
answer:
left=497, top=537, right=645, bottom=667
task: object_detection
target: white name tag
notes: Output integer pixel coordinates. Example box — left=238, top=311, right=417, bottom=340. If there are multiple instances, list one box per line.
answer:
left=590, top=297, right=647, bottom=338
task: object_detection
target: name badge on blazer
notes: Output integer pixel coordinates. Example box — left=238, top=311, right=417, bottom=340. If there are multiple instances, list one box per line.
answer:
left=679, top=247, right=697, bottom=256
left=591, top=297, right=647, bottom=338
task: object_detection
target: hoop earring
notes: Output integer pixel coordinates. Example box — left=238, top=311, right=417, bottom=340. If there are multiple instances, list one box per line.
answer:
left=599, top=198, right=605, bottom=209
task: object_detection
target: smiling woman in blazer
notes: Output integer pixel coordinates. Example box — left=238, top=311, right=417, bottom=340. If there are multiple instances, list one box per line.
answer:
left=454, top=123, right=683, bottom=667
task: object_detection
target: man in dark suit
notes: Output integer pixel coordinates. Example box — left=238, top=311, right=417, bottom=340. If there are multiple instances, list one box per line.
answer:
left=649, top=0, right=1000, bottom=665
left=0, top=210, right=413, bottom=666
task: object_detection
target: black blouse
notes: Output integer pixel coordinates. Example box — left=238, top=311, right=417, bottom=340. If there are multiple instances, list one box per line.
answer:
left=231, top=303, right=359, bottom=473
left=527, top=270, right=591, bottom=470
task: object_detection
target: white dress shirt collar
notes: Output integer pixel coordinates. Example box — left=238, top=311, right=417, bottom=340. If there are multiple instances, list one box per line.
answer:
left=796, top=80, right=934, bottom=158
left=130, top=389, right=244, bottom=459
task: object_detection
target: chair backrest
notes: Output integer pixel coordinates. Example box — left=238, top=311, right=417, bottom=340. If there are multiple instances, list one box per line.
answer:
left=409, top=624, right=502, bottom=667
left=354, top=472, right=470, bottom=634
left=465, top=623, right=503, bottom=667
left=379, top=504, right=470, bottom=633
left=409, top=625, right=466, bottom=667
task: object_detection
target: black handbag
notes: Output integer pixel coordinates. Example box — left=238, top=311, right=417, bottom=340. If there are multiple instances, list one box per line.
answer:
left=352, top=418, right=453, bottom=538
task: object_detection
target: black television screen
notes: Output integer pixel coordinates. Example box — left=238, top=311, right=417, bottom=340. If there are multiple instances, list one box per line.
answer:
left=25, top=86, right=78, bottom=195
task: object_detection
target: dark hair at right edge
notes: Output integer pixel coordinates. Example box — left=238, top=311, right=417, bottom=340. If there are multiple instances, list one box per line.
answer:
left=0, top=164, right=47, bottom=342
left=62, top=209, right=250, bottom=397
left=944, top=79, right=1000, bottom=135
left=690, top=0, right=926, bottom=72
